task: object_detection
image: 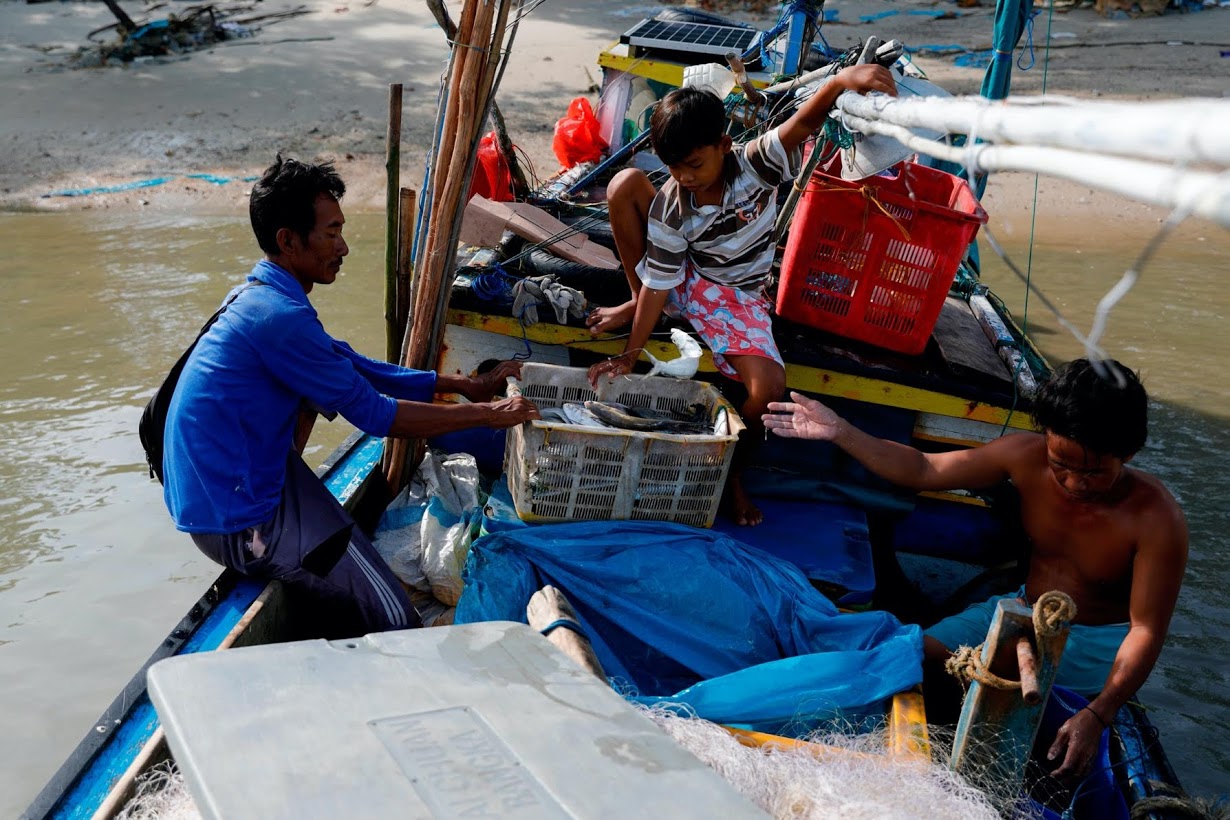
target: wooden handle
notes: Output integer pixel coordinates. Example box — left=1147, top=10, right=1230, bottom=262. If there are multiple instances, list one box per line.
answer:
left=1016, top=636, right=1041, bottom=705
left=724, top=51, right=764, bottom=105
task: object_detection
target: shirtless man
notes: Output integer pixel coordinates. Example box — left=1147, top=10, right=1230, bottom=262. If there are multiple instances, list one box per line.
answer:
left=762, top=358, right=1187, bottom=780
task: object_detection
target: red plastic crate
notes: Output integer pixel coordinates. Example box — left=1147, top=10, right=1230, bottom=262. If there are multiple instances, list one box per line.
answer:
left=776, top=156, right=988, bottom=355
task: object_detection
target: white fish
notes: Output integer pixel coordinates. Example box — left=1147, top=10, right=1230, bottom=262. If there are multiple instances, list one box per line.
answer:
left=713, top=407, right=729, bottom=437
left=561, top=402, right=610, bottom=428
left=644, top=328, right=702, bottom=379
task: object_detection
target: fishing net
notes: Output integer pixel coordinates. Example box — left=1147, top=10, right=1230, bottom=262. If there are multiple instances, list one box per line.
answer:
left=114, top=760, right=200, bottom=820
left=114, top=711, right=1127, bottom=819
left=636, top=705, right=1042, bottom=820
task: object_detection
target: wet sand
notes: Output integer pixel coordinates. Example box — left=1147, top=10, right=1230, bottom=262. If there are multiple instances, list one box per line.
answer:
left=2, top=0, right=1227, bottom=244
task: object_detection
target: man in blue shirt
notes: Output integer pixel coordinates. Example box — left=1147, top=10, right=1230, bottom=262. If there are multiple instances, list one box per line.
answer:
left=163, top=155, right=540, bottom=635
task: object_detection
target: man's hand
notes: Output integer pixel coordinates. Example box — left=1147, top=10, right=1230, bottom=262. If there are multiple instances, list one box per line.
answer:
left=461, top=361, right=523, bottom=403
left=1046, top=708, right=1106, bottom=782
left=763, top=391, right=845, bottom=441
left=833, top=64, right=898, bottom=98
left=587, top=352, right=636, bottom=390
left=484, top=395, right=541, bottom=429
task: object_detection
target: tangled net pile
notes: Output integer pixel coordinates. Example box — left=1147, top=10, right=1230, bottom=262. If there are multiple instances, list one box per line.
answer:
left=117, top=711, right=1052, bottom=819
left=115, top=761, right=199, bottom=820
left=639, top=706, right=1017, bottom=820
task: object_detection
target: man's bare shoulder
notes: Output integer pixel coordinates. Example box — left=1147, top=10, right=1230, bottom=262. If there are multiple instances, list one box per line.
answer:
left=982, top=430, right=1047, bottom=470
left=1125, top=467, right=1188, bottom=542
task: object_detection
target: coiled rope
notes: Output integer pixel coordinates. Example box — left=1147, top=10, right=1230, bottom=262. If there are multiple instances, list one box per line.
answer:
left=1129, top=782, right=1230, bottom=820
left=945, top=590, right=1076, bottom=690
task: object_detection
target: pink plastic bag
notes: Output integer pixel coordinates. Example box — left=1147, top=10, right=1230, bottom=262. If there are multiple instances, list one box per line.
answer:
left=469, top=131, right=515, bottom=203
left=552, top=97, right=608, bottom=169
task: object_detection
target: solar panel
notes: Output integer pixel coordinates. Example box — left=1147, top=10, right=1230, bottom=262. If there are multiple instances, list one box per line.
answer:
left=620, top=19, right=759, bottom=58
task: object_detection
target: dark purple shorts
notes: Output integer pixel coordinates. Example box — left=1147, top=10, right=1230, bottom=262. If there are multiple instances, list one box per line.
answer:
left=191, top=453, right=419, bottom=635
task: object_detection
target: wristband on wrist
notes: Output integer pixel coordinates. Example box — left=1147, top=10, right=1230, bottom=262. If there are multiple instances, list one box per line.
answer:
left=1082, top=704, right=1110, bottom=729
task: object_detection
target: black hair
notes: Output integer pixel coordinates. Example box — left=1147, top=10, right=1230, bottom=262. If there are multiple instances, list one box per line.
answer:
left=249, top=154, right=346, bottom=255
left=1032, top=358, right=1148, bottom=458
left=649, top=87, right=727, bottom=166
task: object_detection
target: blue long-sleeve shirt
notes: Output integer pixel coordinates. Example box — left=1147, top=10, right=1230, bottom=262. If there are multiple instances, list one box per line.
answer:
left=163, top=260, right=436, bottom=534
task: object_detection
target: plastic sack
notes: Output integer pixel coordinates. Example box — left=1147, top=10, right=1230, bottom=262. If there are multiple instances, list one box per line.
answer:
left=455, top=520, right=922, bottom=735
left=468, top=131, right=514, bottom=203
left=372, top=451, right=483, bottom=606
left=552, top=97, right=608, bottom=169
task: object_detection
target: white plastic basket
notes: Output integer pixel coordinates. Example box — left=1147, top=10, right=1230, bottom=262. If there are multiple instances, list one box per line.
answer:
left=504, top=363, right=745, bottom=527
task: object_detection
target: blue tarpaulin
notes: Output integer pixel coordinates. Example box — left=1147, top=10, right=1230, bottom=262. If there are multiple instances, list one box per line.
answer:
left=456, top=521, right=922, bottom=735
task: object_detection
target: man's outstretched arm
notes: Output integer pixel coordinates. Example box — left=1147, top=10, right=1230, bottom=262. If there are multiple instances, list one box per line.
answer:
left=387, top=395, right=539, bottom=439
left=763, top=391, right=1019, bottom=492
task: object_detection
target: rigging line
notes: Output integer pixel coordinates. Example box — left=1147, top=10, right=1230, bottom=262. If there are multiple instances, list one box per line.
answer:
left=507, top=0, right=547, bottom=26
left=1084, top=188, right=1199, bottom=387
left=981, top=226, right=1108, bottom=359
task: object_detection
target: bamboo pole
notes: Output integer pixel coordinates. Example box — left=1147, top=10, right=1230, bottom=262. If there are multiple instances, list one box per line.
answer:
left=382, top=186, right=418, bottom=486
left=396, top=186, right=417, bottom=348
left=423, top=0, right=517, bottom=365
left=427, top=0, right=528, bottom=198
left=409, top=0, right=496, bottom=373
left=385, top=0, right=509, bottom=491
left=427, top=0, right=479, bottom=233
left=384, top=82, right=403, bottom=363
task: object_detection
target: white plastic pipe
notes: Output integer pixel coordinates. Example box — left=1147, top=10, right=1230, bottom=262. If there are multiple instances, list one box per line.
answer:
left=837, top=108, right=1230, bottom=228
left=836, top=93, right=1230, bottom=167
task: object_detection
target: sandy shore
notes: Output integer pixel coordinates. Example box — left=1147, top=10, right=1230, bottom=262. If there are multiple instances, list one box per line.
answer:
left=2, top=0, right=1226, bottom=240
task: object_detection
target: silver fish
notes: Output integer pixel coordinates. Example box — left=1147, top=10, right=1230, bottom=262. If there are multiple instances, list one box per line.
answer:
left=561, top=402, right=610, bottom=428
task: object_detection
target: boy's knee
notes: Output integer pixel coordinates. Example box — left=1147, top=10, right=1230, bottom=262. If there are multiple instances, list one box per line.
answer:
left=607, top=168, right=653, bottom=207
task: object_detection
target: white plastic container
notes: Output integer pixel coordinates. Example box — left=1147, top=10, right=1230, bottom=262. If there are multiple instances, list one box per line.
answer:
left=148, top=622, right=765, bottom=819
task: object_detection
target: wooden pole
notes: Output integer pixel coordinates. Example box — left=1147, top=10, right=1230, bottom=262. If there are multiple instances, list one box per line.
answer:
left=385, top=0, right=506, bottom=492
left=422, top=0, right=516, bottom=363
left=101, top=0, right=137, bottom=32
left=381, top=186, right=418, bottom=485
left=427, top=0, right=529, bottom=198
left=384, top=83, right=403, bottom=363
left=409, top=0, right=497, bottom=374
left=396, top=186, right=417, bottom=349
left=1015, top=636, right=1041, bottom=705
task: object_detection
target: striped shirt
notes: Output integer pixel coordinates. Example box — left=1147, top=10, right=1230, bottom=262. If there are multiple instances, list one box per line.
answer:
left=637, top=126, right=800, bottom=291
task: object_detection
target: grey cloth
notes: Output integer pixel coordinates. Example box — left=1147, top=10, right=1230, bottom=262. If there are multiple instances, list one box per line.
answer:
left=191, top=452, right=419, bottom=635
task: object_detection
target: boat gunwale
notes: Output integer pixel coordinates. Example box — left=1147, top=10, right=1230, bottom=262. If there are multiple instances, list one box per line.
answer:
left=22, top=431, right=378, bottom=820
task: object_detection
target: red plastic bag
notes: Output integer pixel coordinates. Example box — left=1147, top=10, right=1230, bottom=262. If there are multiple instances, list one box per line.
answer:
left=469, top=131, right=515, bottom=202
left=552, top=97, right=607, bottom=169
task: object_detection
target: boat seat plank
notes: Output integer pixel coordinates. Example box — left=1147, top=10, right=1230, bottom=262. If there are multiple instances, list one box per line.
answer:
left=931, top=297, right=1013, bottom=390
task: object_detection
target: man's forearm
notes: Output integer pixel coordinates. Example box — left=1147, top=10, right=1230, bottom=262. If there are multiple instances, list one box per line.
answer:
left=434, top=373, right=471, bottom=395
left=1087, top=627, right=1163, bottom=722
left=831, top=420, right=934, bottom=489
left=387, top=399, right=494, bottom=439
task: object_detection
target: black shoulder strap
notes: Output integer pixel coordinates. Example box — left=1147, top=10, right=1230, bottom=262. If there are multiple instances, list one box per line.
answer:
left=140, top=280, right=265, bottom=482
left=191, top=280, right=265, bottom=347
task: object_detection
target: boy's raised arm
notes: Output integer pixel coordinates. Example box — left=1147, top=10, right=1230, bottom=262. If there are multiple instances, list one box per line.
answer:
left=776, top=64, right=897, bottom=156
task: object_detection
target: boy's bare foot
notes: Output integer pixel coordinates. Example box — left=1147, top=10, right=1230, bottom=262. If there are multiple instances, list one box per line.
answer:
left=586, top=299, right=636, bottom=335
left=723, top=476, right=763, bottom=527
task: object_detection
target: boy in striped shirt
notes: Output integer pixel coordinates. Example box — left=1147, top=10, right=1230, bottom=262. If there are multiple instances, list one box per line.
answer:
left=588, top=65, right=895, bottom=525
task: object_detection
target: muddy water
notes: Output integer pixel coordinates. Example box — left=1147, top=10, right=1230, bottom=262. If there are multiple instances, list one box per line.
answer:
left=0, top=209, right=1226, bottom=814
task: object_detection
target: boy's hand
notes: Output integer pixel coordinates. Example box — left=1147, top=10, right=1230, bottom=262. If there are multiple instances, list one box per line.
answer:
left=588, top=352, right=636, bottom=390
left=834, top=64, right=898, bottom=98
